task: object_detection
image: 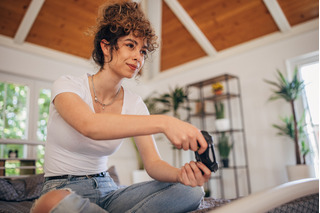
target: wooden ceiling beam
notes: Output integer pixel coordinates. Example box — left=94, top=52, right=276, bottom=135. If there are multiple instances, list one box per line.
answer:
left=163, top=0, right=217, bottom=56
left=263, top=0, right=291, bottom=32
left=14, top=0, right=45, bottom=44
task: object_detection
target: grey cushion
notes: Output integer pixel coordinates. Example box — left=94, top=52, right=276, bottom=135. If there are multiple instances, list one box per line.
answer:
left=0, top=174, right=44, bottom=201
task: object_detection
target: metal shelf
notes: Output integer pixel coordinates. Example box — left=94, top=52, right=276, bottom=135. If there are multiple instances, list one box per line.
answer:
left=187, top=73, right=251, bottom=199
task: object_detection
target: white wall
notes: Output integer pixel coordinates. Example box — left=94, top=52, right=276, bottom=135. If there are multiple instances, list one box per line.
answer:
left=0, top=28, right=318, bottom=192
left=140, top=29, right=319, bottom=193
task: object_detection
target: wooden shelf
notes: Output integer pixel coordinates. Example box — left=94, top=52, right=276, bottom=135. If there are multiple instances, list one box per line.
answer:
left=0, top=158, right=41, bottom=177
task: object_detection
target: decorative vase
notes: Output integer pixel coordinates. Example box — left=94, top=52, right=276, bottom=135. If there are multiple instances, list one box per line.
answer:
left=195, top=101, right=205, bottom=115
left=222, top=159, right=229, bottom=168
left=214, top=89, right=223, bottom=95
left=132, top=170, right=153, bottom=184
left=286, top=165, right=314, bottom=182
left=215, top=118, right=230, bottom=132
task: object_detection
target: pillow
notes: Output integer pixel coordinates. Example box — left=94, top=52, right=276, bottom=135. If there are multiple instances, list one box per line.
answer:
left=0, top=174, right=44, bottom=201
left=24, top=174, right=44, bottom=200
left=0, top=178, right=24, bottom=201
left=107, top=166, right=120, bottom=186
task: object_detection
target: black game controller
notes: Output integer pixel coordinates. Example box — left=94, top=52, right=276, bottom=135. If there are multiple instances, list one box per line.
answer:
left=195, top=131, right=219, bottom=173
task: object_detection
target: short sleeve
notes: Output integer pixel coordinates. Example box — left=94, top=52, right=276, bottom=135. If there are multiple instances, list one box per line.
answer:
left=51, top=75, right=85, bottom=102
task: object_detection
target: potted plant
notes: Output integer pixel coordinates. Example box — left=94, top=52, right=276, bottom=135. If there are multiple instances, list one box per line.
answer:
left=195, top=99, right=205, bottom=115
left=217, top=132, right=233, bottom=167
left=265, top=68, right=313, bottom=180
left=152, top=86, right=190, bottom=119
left=272, top=114, right=309, bottom=164
left=212, top=82, right=224, bottom=95
left=214, top=102, right=230, bottom=131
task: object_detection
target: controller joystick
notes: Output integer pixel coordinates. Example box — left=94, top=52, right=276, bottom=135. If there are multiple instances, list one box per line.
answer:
left=195, top=131, right=219, bottom=173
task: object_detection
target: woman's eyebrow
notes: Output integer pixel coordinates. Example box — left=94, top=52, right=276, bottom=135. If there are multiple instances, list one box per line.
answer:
left=125, top=38, right=147, bottom=49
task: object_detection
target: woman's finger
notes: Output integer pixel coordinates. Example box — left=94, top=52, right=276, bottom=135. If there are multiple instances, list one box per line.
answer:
left=189, top=162, right=204, bottom=186
left=196, top=132, right=208, bottom=154
left=196, top=162, right=211, bottom=180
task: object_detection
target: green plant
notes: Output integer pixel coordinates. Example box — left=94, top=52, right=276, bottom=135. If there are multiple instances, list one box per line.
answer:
left=152, top=86, right=190, bottom=119
left=214, top=102, right=225, bottom=119
left=301, top=141, right=310, bottom=165
left=217, top=132, right=232, bottom=159
left=272, top=114, right=309, bottom=164
left=265, top=68, right=305, bottom=164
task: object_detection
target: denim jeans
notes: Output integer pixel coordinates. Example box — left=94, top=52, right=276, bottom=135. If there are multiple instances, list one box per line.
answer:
left=40, top=172, right=204, bottom=213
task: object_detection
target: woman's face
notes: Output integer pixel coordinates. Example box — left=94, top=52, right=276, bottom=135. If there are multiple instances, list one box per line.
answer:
left=104, top=33, right=147, bottom=79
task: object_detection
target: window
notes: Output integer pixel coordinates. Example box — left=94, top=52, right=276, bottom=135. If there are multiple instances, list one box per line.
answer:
left=37, top=88, right=51, bottom=142
left=0, top=82, right=28, bottom=140
left=286, top=51, right=319, bottom=177
left=0, top=73, right=52, bottom=176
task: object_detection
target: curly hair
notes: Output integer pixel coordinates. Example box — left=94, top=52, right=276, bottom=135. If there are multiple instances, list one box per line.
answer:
left=92, top=0, right=158, bottom=69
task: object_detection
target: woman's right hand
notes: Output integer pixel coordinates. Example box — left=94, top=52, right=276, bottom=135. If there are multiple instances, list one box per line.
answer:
left=162, top=116, right=207, bottom=154
left=178, top=161, right=211, bottom=187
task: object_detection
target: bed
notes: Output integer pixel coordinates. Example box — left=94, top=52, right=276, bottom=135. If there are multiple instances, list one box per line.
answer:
left=0, top=167, right=318, bottom=213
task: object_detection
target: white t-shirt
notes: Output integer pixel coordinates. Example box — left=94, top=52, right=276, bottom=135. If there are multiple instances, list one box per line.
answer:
left=44, top=74, right=149, bottom=177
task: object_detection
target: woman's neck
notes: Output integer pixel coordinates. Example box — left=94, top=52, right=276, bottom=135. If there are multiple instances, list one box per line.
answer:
left=92, top=70, right=123, bottom=101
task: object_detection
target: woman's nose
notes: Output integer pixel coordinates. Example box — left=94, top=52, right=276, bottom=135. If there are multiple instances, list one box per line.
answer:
left=133, top=50, right=144, bottom=62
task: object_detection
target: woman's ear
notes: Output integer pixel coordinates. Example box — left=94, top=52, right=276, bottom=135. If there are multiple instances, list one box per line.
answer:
left=100, top=39, right=110, bottom=55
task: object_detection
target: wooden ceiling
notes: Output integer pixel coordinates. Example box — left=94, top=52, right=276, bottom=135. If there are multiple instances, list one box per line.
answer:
left=0, top=0, right=318, bottom=73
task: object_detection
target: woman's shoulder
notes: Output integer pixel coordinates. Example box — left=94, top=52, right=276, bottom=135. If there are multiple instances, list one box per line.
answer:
left=51, top=74, right=89, bottom=98
left=55, top=74, right=88, bottom=84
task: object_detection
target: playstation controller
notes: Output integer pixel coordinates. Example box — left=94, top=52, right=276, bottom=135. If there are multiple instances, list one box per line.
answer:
left=195, top=131, right=219, bottom=173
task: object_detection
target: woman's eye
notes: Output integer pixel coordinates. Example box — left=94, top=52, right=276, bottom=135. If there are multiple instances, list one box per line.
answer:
left=126, top=43, right=135, bottom=49
left=141, top=50, right=147, bottom=56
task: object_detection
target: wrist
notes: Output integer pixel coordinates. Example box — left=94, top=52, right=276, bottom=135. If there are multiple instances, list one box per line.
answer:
left=175, top=167, right=182, bottom=184
left=156, top=114, right=169, bottom=133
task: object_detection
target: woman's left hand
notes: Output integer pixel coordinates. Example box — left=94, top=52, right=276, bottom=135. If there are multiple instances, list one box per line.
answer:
left=177, top=161, right=211, bottom=187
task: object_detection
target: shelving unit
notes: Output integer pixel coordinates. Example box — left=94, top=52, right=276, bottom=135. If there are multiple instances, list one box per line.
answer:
left=187, top=74, right=251, bottom=199
left=0, top=158, right=39, bottom=178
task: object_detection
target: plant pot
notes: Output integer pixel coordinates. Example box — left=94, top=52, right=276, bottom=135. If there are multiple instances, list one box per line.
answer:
left=222, top=159, right=229, bottom=168
left=215, top=118, right=230, bottom=132
left=214, top=89, right=223, bottom=95
left=286, top=165, right=314, bottom=182
left=195, top=101, right=205, bottom=114
left=132, top=170, right=153, bottom=184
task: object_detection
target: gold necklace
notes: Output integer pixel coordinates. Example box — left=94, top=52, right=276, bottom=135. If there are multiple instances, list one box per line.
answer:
left=91, top=75, right=120, bottom=110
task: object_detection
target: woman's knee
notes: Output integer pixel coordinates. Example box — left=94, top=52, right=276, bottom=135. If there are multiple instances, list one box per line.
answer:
left=186, top=185, right=205, bottom=201
left=31, top=189, right=72, bottom=213
left=174, top=184, right=204, bottom=202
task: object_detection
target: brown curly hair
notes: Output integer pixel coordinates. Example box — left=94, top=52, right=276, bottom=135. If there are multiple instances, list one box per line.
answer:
left=92, top=0, right=158, bottom=69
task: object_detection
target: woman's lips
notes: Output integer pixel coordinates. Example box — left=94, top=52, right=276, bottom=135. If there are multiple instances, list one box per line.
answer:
left=127, top=63, right=137, bottom=70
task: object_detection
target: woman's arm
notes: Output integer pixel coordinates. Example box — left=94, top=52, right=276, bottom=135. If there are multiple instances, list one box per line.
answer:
left=54, top=92, right=208, bottom=154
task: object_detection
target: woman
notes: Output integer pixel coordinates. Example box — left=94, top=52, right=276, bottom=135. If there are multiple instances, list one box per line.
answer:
left=32, top=1, right=211, bottom=212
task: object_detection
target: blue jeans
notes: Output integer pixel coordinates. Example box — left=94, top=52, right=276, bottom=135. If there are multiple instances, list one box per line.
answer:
left=40, top=172, right=204, bottom=213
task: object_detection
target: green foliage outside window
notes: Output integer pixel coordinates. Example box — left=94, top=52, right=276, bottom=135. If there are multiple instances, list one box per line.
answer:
left=0, top=81, right=51, bottom=176
left=36, top=88, right=51, bottom=174
left=37, top=89, right=51, bottom=141
left=0, top=82, right=28, bottom=140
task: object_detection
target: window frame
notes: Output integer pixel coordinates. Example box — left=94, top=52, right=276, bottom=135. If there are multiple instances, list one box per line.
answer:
left=0, top=72, right=52, bottom=146
left=286, top=50, right=319, bottom=176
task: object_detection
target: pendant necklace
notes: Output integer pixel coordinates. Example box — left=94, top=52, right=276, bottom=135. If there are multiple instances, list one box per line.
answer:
left=91, top=74, right=120, bottom=110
